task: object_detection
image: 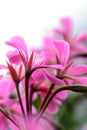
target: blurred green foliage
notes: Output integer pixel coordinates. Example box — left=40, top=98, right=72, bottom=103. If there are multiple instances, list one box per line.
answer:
left=54, top=92, right=87, bottom=130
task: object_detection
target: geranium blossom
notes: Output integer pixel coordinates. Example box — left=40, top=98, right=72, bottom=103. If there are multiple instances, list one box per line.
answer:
left=45, top=17, right=87, bottom=60
left=40, top=39, right=87, bottom=87
left=0, top=18, right=87, bottom=130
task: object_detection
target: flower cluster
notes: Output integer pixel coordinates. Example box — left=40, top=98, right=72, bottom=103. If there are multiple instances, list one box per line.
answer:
left=0, top=17, right=87, bottom=130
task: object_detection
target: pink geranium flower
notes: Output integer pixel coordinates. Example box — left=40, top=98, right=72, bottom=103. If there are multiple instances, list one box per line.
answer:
left=0, top=78, right=15, bottom=106
left=42, top=39, right=87, bottom=85
left=6, top=36, right=28, bottom=65
left=0, top=78, right=16, bottom=130
left=52, top=17, right=87, bottom=58
left=1, top=18, right=87, bottom=130
left=4, top=36, right=65, bottom=130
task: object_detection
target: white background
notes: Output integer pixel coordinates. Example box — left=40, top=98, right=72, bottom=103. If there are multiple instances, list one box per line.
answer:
left=0, top=0, right=87, bottom=63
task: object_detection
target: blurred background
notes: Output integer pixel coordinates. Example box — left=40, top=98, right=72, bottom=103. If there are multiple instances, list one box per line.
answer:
left=0, top=0, right=87, bottom=62
left=0, top=0, right=87, bottom=130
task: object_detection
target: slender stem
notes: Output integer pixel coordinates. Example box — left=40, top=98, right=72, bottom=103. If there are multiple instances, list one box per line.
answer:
left=0, top=108, right=20, bottom=129
left=25, top=73, right=29, bottom=115
left=25, top=72, right=33, bottom=117
left=24, top=66, right=56, bottom=116
left=29, top=86, right=33, bottom=116
left=24, top=66, right=47, bottom=115
left=35, top=88, right=47, bottom=93
left=39, top=84, right=55, bottom=111
left=16, top=83, right=25, bottom=117
left=36, top=84, right=87, bottom=119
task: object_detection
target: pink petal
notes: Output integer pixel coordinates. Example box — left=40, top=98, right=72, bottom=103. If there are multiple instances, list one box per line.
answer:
left=53, top=28, right=62, bottom=35
left=52, top=40, right=70, bottom=65
left=41, top=50, right=54, bottom=59
left=0, top=79, right=15, bottom=97
left=46, top=99, right=59, bottom=114
left=74, top=33, right=87, bottom=44
left=43, top=37, right=53, bottom=50
left=56, top=90, right=68, bottom=100
left=60, top=17, right=72, bottom=37
left=32, top=70, right=46, bottom=82
left=68, top=65, right=87, bottom=75
left=6, top=50, right=22, bottom=64
left=5, top=36, right=28, bottom=52
left=74, top=77, right=87, bottom=85
left=32, top=106, right=37, bottom=114
left=68, top=76, right=87, bottom=85
left=0, top=65, right=7, bottom=69
left=44, top=71, right=62, bottom=85
left=0, top=115, right=9, bottom=130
